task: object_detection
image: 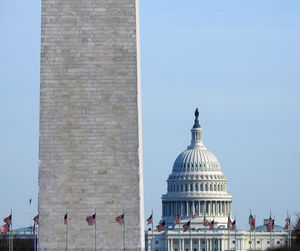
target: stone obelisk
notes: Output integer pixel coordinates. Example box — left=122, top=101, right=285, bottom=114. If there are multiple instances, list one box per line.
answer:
left=39, top=0, right=144, bottom=250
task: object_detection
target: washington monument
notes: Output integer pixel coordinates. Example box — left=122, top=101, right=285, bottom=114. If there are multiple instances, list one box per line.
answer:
left=39, top=0, right=144, bottom=250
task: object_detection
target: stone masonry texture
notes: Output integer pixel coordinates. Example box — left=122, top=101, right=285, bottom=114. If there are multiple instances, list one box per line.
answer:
left=39, top=0, right=144, bottom=250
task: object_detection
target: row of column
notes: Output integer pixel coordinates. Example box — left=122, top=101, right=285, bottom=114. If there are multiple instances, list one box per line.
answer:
left=168, top=182, right=226, bottom=193
left=162, top=200, right=232, bottom=217
left=167, top=238, right=222, bottom=251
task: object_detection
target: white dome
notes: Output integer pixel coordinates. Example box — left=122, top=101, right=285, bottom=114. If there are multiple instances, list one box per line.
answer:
left=172, top=148, right=221, bottom=173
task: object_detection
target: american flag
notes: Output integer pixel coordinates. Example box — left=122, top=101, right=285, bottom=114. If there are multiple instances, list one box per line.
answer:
left=156, top=221, right=166, bottom=232
left=183, top=220, right=191, bottom=232
left=173, top=215, right=180, bottom=226
left=1, top=223, right=9, bottom=234
left=33, top=215, right=39, bottom=225
left=209, top=220, right=215, bottom=230
left=3, top=215, right=11, bottom=225
left=227, top=215, right=232, bottom=229
left=266, top=217, right=274, bottom=232
left=248, top=214, right=255, bottom=230
left=64, top=213, right=68, bottom=225
left=284, top=217, right=290, bottom=229
left=116, top=213, right=125, bottom=225
left=231, top=220, right=236, bottom=230
left=86, top=214, right=96, bottom=226
left=296, top=218, right=300, bottom=230
left=147, top=214, right=152, bottom=225
left=203, top=216, right=210, bottom=227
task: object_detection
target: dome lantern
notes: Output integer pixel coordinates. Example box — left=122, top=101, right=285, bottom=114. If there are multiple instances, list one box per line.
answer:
left=189, top=108, right=204, bottom=149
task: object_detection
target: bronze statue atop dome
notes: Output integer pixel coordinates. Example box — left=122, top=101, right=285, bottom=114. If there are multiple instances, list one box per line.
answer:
left=193, top=108, right=201, bottom=128
left=195, top=108, right=199, bottom=119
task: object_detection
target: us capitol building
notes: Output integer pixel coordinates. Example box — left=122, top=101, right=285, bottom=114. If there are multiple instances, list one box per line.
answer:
left=145, top=109, right=288, bottom=251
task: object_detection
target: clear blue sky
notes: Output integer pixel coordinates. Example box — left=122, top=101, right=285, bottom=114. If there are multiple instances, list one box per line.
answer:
left=0, top=1, right=299, bottom=229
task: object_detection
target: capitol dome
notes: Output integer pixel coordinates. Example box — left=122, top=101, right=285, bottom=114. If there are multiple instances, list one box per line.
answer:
left=161, top=109, right=232, bottom=228
left=172, top=148, right=221, bottom=173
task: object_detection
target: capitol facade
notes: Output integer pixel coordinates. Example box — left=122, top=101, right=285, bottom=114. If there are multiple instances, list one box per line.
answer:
left=145, top=109, right=289, bottom=251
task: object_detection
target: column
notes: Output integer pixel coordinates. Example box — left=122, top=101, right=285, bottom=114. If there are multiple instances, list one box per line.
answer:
left=170, top=238, right=173, bottom=251
left=186, top=201, right=189, bottom=216
left=192, top=201, right=195, bottom=216
left=227, top=202, right=229, bottom=216
left=221, top=202, right=223, bottom=216
left=199, top=201, right=202, bottom=215
left=198, top=201, right=201, bottom=215
left=181, top=201, right=183, bottom=216
left=172, top=202, right=174, bottom=216
left=181, top=239, right=183, bottom=251
left=198, top=238, right=201, bottom=251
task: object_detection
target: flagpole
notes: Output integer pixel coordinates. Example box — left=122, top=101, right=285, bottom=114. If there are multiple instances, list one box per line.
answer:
left=204, top=214, right=207, bottom=251
left=178, top=221, right=181, bottom=251
left=123, top=210, right=126, bottom=251
left=38, top=215, right=40, bottom=251
left=189, top=222, right=192, bottom=251
left=151, top=209, right=154, bottom=251
left=204, top=224, right=206, bottom=251
left=34, top=225, right=36, bottom=251
left=66, top=210, right=68, bottom=251
left=8, top=211, right=10, bottom=251
left=249, top=209, right=252, bottom=251
left=287, top=211, right=290, bottom=248
left=254, top=215, right=256, bottom=250
left=269, top=210, right=272, bottom=249
left=212, top=221, right=215, bottom=251
left=289, top=215, right=292, bottom=248
left=11, top=209, right=13, bottom=251
left=228, top=215, right=230, bottom=251
left=235, top=216, right=237, bottom=251
left=94, top=209, right=97, bottom=251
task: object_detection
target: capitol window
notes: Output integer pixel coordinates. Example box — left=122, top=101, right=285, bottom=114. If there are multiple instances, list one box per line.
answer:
left=190, top=184, right=193, bottom=191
